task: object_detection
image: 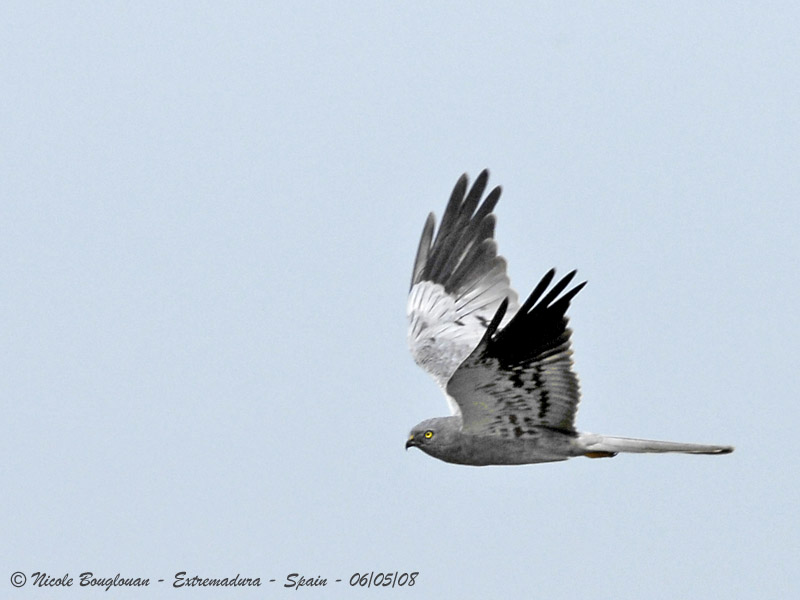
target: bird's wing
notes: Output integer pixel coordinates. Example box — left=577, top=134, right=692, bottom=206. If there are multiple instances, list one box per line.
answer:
left=407, top=170, right=519, bottom=414
left=445, top=269, right=586, bottom=435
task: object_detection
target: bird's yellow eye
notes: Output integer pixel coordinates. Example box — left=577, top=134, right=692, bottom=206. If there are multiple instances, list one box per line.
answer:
left=424, top=430, right=434, bottom=439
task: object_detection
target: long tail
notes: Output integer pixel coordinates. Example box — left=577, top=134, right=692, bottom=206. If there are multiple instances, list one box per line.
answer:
left=578, top=433, right=734, bottom=458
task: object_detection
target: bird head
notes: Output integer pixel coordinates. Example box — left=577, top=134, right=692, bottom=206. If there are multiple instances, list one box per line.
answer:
left=405, top=417, right=459, bottom=456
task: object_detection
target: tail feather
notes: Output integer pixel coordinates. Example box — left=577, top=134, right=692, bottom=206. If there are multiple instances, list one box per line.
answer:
left=579, top=433, right=734, bottom=456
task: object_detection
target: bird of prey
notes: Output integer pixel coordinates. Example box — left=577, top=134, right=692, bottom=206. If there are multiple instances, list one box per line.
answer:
left=405, top=170, right=733, bottom=466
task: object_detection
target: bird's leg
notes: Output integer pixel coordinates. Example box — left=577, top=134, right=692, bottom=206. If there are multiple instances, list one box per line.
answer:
left=584, top=451, right=618, bottom=459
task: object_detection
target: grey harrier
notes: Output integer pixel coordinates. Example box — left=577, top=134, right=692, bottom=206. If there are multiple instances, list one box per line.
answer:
left=406, top=170, right=733, bottom=465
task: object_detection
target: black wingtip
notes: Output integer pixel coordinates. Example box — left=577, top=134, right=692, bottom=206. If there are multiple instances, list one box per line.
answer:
left=518, top=268, right=556, bottom=314
left=557, top=279, right=587, bottom=307
left=489, top=268, right=586, bottom=366
left=483, top=297, right=509, bottom=340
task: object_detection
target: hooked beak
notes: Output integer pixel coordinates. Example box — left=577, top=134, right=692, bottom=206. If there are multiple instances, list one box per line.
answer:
left=405, top=436, right=416, bottom=450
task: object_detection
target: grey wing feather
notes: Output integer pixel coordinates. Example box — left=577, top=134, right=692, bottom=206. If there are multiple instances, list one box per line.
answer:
left=410, top=213, right=435, bottom=291
left=446, top=269, right=586, bottom=435
left=407, top=170, right=519, bottom=412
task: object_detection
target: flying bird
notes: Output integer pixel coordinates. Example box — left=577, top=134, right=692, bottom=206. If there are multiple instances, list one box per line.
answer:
left=405, top=170, right=733, bottom=465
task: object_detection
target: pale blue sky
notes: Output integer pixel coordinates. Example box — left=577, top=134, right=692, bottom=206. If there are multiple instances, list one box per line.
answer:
left=3, top=2, right=798, bottom=598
